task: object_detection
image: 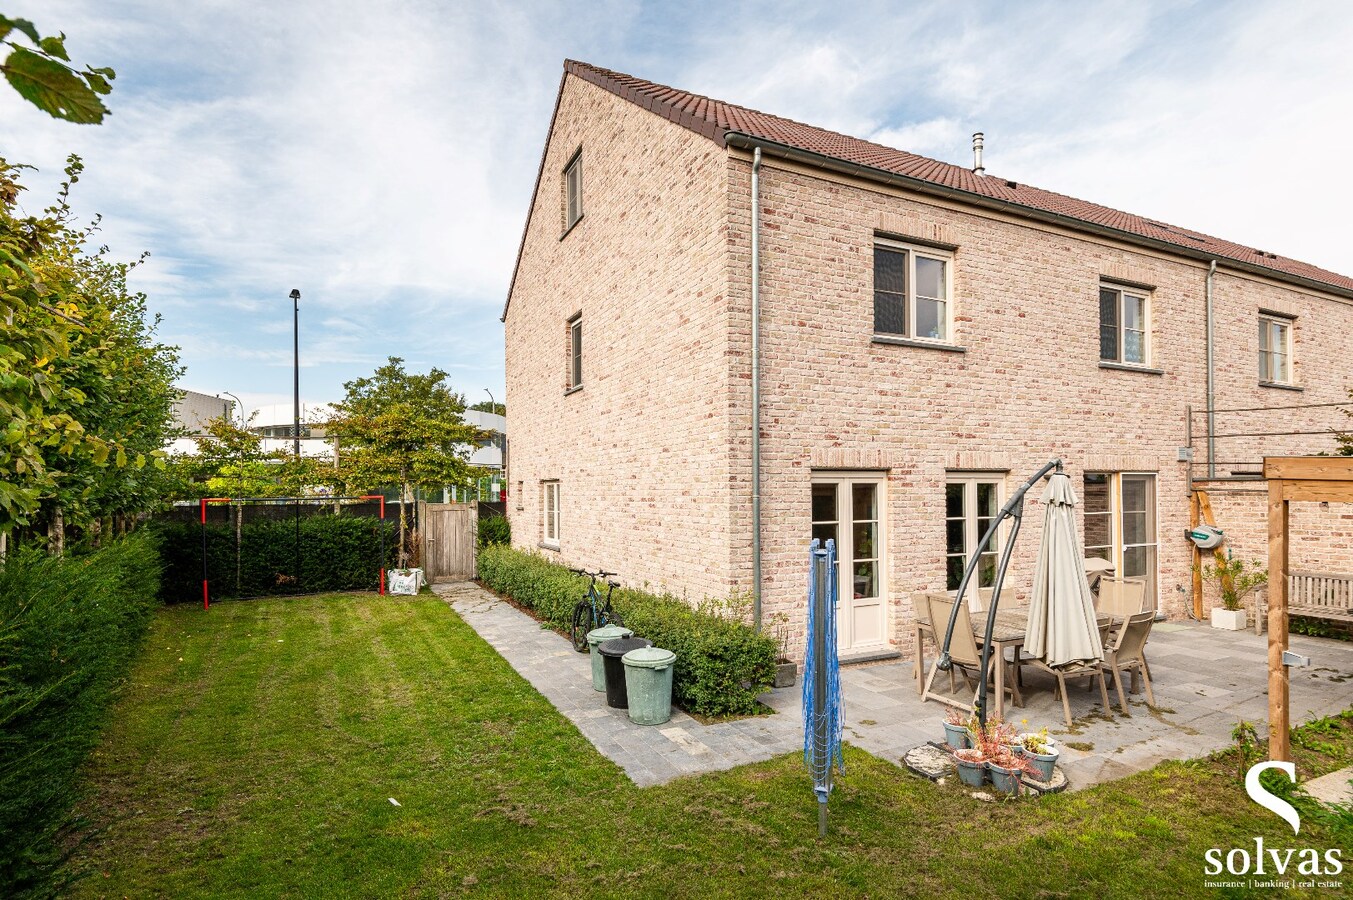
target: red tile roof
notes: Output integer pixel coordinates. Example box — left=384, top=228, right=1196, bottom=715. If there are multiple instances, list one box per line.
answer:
left=565, top=59, right=1353, bottom=296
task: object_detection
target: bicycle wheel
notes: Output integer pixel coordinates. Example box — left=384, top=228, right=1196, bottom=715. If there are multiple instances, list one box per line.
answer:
left=570, top=601, right=595, bottom=652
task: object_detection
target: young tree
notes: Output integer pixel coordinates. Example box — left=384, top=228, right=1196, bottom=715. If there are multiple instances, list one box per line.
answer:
left=1336, top=387, right=1353, bottom=456
left=325, top=358, right=485, bottom=564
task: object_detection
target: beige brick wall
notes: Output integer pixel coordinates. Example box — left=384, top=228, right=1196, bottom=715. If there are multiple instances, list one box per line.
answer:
left=506, top=87, right=1353, bottom=658
left=724, top=154, right=1353, bottom=659
left=504, top=75, right=737, bottom=601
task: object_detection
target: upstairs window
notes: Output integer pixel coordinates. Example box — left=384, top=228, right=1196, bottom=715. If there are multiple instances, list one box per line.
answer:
left=563, top=151, right=583, bottom=231
left=873, top=240, right=952, bottom=342
left=1099, top=285, right=1150, bottom=365
left=1258, top=314, right=1293, bottom=385
left=568, top=314, right=582, bottom=389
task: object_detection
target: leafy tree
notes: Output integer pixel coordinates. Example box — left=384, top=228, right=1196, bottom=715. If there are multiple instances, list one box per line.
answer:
left=1, top=157, right=180, bottom=549
left=1, top=14, right=115, bottom=124
left=1336, top=387, right=1352, bottom=456
left=469, top=399, right=505, bottom=417
left=325, top=358, right=485, bottom=564
left=167, top=413, right=291, bottom=499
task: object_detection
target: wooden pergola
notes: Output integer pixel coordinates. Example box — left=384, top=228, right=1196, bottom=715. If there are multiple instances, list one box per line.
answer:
left=1263, top=456, right=1353, bottom=761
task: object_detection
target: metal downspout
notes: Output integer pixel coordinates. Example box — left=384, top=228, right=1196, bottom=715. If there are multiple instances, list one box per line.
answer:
left=751, top=146, right=763, bottom=629
left=1206, top=260, right=1217, bottom=478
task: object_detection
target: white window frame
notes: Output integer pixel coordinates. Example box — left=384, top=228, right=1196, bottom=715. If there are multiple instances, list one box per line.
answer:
left=1258, top=313, right=1294, bottom=385
left=542, top=480, right=560, bottom=548
left=810, top=471, right=888, bottom=652
left=568, top=314, right=582, bottom=389
left=945, top=473, right=1006, bottom=610
left=872, top=238, right=955, bottom=344
left=563, top=151, right=583, bottom=232
left=1099, top=283, right=1152, bottom=366
left=1083, top=471, right=1159, bottom=610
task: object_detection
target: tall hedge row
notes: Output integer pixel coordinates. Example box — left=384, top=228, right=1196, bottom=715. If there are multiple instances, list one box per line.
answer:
left=0, top=533, right=162, bottom=897
left=153, top=515, right=397, bottom=602
left=477, top=545, right=776, bottom=716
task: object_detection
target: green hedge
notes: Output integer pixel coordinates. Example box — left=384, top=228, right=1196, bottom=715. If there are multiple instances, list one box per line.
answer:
left=477, top=545, right=776, bottom=716
left=152, top=515, right=397, bottom=603
left=477, top=514, right=510, bottom=549
left=0, top=533, right=162, bottom=897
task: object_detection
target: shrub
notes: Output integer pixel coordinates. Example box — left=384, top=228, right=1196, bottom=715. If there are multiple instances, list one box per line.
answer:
left=0, top=533, right=162, bottom=897
left=477, top=514, right=510, bottom=549
left=476, top=545, right=776, bottom=716
left=151, top=514, right=398, bottom=602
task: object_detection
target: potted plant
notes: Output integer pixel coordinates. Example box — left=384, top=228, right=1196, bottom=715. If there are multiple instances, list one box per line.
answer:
left=952, top=747, right=988, bottom=787
left=942, top=707, right=972, bottom=750
left=1016, top=727, right=1060, bottom=782
left=1202, top=553, right=1267, bottom=631
left=770, top=613, right=796, bottom=688
left=986, top=744, right=1038, bottom=796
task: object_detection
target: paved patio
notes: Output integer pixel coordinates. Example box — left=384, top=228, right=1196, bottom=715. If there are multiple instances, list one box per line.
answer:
left=434, top=581, right=1353, bottom=790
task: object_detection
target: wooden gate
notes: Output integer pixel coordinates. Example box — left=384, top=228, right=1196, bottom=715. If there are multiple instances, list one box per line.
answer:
left=420, top=502, right=477, bottom=582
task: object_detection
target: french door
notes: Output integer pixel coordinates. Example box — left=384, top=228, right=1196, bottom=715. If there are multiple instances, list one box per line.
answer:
left=810, top=473, right=886, bottom=652
left=1084, top=472, right=1158, bottom=609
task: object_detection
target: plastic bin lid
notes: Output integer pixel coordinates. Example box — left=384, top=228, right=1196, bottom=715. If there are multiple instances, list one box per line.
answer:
left=598, top=637, right=651, bottom=658
left=622, top=646, right=676, bottom=669
left=586, top=624, right=633, bottom=644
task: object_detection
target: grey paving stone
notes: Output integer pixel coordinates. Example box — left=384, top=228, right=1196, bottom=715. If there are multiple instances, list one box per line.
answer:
left=435, top=581, right=1353, bottom=790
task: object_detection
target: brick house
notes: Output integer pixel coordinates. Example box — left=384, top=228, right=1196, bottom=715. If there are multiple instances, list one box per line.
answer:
left=502, top=60, right=1353, bottom=661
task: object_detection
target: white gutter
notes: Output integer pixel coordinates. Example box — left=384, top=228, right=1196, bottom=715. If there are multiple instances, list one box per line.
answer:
left=751, top=146, right=763, bottom=630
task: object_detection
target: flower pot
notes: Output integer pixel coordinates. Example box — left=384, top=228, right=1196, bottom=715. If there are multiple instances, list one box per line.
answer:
left=987, top=761, right=1023, bottom=796
left=774, top=660, right=797, bottom=688
left=953, top=749, right=987, bottom=787
left=942, top=721, right=969, bottom=750
left=1210, top=607, right=1247, bottom=631
left=1016, top=734, right=1059, bottom=781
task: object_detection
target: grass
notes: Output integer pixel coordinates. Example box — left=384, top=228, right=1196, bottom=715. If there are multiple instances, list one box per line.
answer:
left=69, top=594, right=1352, bottom=898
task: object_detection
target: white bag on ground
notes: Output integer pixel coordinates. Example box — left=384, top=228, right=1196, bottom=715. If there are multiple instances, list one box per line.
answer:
left=388, top=568, right=425, bottom=595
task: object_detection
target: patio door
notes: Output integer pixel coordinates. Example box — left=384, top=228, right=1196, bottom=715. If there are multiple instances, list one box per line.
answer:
left=1084, top=472, right=1158, bottom=609
left=810, top=473, right=886, bottom=653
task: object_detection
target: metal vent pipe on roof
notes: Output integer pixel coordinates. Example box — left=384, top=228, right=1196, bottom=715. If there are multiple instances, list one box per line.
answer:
left=972, top=132, right=985, bottom=176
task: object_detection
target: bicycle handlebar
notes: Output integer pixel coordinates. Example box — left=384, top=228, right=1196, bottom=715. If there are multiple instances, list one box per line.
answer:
left=569, top=568, right=618, bottom=579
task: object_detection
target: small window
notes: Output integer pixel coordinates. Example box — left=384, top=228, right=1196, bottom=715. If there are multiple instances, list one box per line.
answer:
left=1099, top=285, right=1150, bottom=365
left=543, top=481, right=560, bottom=547
left=873, top=240, right=952, bottom=342
left=945, top=474, right=1004, bottom=608
left=563, top=152, right=582, bottom=231
left=568, top=315, right=582, bottom=389
left=1259, top=314, right=1293, bottom=384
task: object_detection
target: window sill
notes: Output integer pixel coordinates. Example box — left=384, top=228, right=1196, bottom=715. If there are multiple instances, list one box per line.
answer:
left=538, top=541, right=560, bottom=552
left=871, top=334, right=966, bottom=353
left=1099, top=361, right=1164, bottom=375
left=564, top=384, right=584, bottom=396
left=1259, top=381, right=1303, bottom=392
left=559, top=213, right=584, bottom=241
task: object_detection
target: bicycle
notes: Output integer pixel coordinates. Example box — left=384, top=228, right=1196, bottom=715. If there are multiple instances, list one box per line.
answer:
left=569, top=568, right=624, bottom=651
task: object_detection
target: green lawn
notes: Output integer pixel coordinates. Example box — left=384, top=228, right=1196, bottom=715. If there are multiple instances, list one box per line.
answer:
left=70, top=594, right=1351, bottom=898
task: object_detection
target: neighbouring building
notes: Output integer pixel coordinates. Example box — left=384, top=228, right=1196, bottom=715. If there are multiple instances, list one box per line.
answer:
left=503, top=60, right=1353, bottom=661
left=166, top=389, right=233, bottom=454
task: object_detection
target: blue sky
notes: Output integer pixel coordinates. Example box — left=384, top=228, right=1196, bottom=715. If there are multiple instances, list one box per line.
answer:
left=3, top=1, right=1352, bottom=418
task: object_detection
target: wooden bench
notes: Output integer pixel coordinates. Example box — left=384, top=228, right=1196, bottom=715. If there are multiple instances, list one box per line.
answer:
left=1256, top=571, right=1353, bottom=634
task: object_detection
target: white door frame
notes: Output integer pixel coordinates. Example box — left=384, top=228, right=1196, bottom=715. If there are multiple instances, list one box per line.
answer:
left=810, top=471, right=887, bottom=653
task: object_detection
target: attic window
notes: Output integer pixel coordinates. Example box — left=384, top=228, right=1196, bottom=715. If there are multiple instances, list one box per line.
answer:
left=563, top=151, right=583, bottom=232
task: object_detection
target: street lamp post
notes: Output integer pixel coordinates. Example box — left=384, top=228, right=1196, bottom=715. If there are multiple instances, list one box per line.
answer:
left=290, top=289, right=301, bottom=460
left=218, top=391, right=244, bottom=427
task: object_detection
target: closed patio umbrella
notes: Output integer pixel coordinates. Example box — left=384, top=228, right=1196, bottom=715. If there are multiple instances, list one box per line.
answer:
left=1025, top=472, right=1103, bottom=667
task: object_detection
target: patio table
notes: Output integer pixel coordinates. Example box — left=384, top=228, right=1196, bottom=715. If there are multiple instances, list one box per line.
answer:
left=913, top=607, right=1110, bottom=721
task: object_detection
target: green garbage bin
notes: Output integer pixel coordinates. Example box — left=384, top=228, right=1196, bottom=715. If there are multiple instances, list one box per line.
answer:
left=622, top=646, right=677, bottom=726
left=586, top=624, right=633, bottom=692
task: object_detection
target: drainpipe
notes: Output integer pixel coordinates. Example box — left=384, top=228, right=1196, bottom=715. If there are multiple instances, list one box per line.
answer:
left=1206, top=260, right=1217, bottom=478
left=751, top=146, right=763, bottom=630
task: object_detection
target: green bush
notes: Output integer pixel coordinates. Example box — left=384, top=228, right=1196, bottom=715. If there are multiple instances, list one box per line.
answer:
left=0, top=533, right=162, bottom=897
left=152, top=514, right=398, bottom=602
left=477, top=514, right=510, bottom=549
left=476, top=545, right=776, bottom=716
